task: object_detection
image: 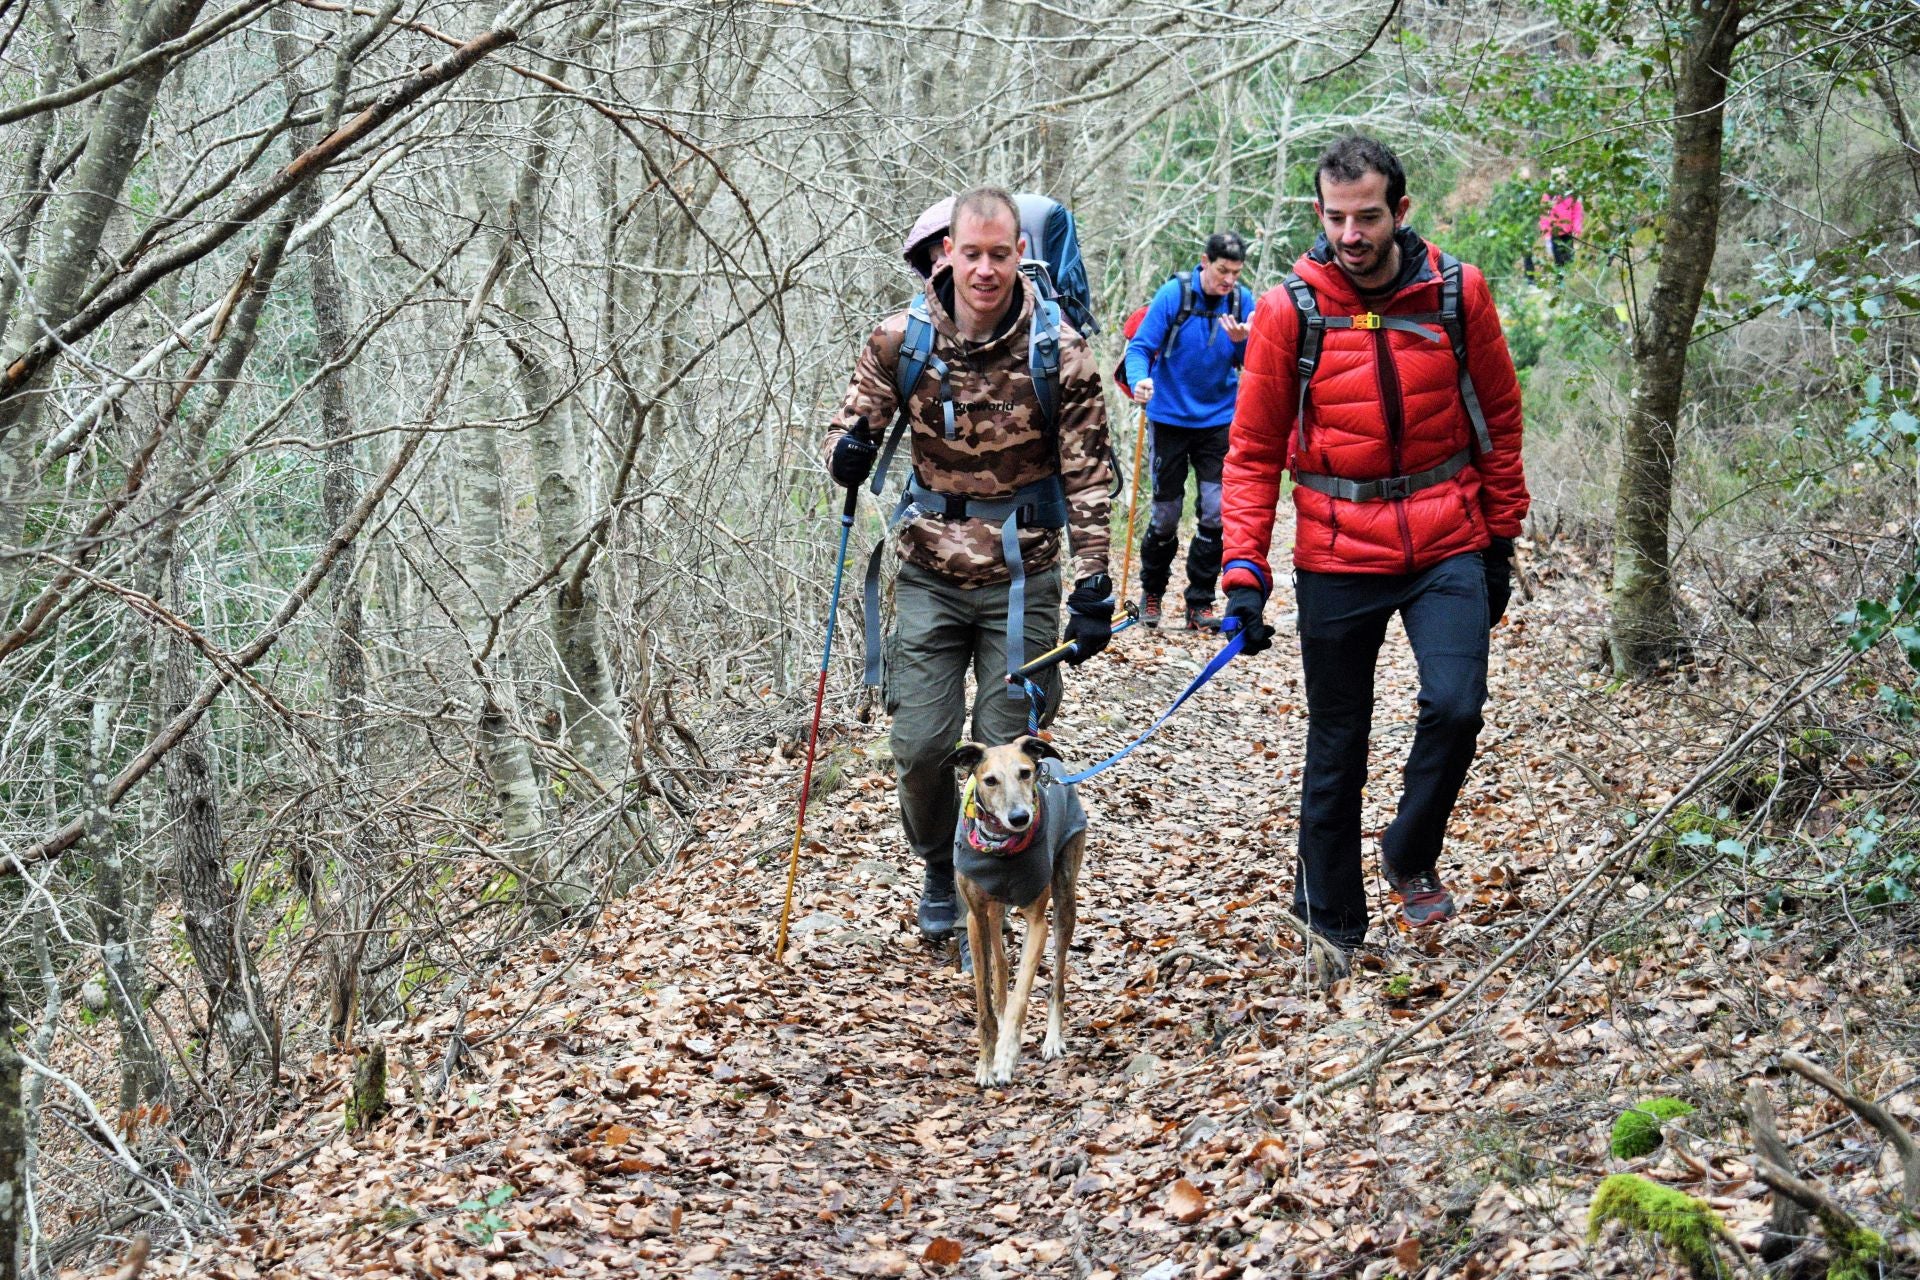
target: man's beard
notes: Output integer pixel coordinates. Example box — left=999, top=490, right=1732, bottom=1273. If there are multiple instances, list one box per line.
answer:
left=1339, top=238, right=1390, bottom=282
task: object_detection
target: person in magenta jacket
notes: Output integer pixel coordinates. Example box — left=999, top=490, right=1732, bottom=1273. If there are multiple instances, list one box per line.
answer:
left=1218, top=135, right=1530, bottom=960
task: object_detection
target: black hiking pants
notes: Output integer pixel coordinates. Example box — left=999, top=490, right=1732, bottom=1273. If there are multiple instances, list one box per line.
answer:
left=1140, top=422, right=1228, bottom=610
left=1294, top=551, right=1490, bottom=948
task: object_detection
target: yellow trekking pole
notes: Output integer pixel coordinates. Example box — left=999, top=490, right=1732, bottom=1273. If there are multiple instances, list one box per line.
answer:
left=1115, top=406, right=1148, bottom=605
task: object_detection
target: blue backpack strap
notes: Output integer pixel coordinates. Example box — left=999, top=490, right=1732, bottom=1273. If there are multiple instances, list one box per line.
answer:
left=1437, top=253, right=1494, bottom=456
left=1283, top=272, right=1324, bottom=453
left=870, top=296, right=937, bottom=495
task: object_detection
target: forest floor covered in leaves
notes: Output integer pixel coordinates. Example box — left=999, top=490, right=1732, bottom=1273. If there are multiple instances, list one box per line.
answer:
left=110, top=540, right=1920, bottom=1279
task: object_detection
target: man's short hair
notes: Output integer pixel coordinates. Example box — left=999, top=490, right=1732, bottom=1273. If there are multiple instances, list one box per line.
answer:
left=1314, top=135, right=1407, bottom=208
left=1205, top=232, right=1247, bottom=262
left=951, top=186, right=1021, bottom=238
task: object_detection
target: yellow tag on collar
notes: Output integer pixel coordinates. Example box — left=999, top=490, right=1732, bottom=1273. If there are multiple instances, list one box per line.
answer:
left=960, top=774, right=978, bottom=819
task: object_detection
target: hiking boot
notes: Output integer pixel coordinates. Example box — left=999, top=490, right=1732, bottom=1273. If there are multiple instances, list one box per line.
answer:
left=1388, top=870, right=1457, bottom=928
left=918, top=860, right=958, bottom=941
left=1185, top=601, right=1222, bottom=631
left=1140, top=594, right=1163, bottom=629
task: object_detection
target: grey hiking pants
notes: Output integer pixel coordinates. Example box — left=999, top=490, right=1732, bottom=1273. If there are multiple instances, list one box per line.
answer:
left=884, top=561, right=1062, bottom=869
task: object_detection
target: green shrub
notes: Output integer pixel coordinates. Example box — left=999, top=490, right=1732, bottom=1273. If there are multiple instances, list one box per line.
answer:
left=1588, top=1173, right=1726, bottom=1278
left=1610, top=1097, right=1694, bottom=1159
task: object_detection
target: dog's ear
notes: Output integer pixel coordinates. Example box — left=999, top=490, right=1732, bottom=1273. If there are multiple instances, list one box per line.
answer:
left=943, top=742, right=985, bottom=774
left=1017, top=735, right=1062, bottom=762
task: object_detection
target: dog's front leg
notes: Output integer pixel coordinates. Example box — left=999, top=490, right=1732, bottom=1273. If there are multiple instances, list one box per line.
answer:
left=1043, top=832, right=1083, bottom=1061
left=961, top=883, right=999, bottom=1088
left=991, top=889, right=1052, bottom=1085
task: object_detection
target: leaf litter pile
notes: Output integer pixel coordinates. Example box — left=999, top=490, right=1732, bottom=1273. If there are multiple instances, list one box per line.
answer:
left=109, top=543, right=1920, bottom=1278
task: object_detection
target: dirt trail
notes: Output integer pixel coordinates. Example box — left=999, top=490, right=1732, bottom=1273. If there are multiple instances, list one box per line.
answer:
left=134, top=560, right=1763, bottom=1280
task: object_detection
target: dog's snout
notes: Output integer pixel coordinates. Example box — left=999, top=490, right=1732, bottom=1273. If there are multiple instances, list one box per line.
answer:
left=1005, top=807, right=1032, bottom=830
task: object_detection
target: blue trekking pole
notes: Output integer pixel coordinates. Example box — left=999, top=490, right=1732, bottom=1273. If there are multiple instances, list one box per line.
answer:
left=774, top=481, right=860, bottom=961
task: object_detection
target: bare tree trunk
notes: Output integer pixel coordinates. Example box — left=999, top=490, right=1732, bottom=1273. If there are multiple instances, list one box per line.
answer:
left=1870, top=60, right=1920, bottom=208
left=277, top=9, right=385, bottom=1038
left=0, top=8, right=75, bottom=333
left=83, top=658, right=169, bottom=1112
left=503, top=64, right=629, bottom=788
left=1608, top=0, right=1746, bottom=676
left=0, top=0, right=208, bottom=537
left=1212, top=77, right=1235, bottom=232
left=451, top=375, right=579, bottom=911
left=0, top=979, right=20, bottom=1280
left=161, top=569, right=275, bottom=1076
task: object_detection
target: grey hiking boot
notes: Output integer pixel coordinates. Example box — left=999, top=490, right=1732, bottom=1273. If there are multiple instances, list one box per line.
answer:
left=918, top=860, right=958, bottom=941
left=1388, top=869, right=1457, bottom=928
left=1140, top=594, right=1163, bottom=629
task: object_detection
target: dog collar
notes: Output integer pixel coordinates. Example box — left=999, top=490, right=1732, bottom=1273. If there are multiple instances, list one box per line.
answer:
left=961, top=775, right=1041, bottom=857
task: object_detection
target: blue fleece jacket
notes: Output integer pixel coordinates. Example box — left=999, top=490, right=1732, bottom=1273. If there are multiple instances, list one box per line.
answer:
left=1122, top=266, right=1256, bottom=430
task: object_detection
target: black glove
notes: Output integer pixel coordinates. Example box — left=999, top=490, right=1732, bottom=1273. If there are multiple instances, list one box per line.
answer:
left=1484, top=537, right=1515, bottom=626
left=829, top=416, right=877, bottom=488
left=1063, top=574, right=1114, bottom=665
left=1222, top=585, right=1274, bottom=656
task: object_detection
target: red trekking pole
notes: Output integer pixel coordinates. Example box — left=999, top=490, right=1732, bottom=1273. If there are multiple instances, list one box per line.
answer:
left=774, top=481, right=860, bottom=961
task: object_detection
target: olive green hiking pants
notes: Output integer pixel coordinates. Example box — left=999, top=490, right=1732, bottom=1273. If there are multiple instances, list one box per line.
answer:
left=884, top=561, right=1062, bottom=868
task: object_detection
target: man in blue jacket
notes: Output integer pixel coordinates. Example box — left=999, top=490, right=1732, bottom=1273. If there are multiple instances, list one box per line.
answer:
left=1124, top=232, right=1255, bottom=629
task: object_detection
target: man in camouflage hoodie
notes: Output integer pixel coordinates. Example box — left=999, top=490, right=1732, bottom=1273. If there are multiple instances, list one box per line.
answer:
left=825, top=187, right=1114, bottom=943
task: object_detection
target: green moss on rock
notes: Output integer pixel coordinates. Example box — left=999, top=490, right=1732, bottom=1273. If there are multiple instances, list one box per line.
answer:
left=1610, top=1096, right=1694, bottom=1159
left=1588, top=1173, right=1725, bottom=1278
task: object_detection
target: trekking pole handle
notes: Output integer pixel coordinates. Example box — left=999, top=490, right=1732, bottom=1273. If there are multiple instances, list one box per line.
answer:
left=1008, top=601, right=1141, bottom=682
left=840, top=484, right=858, bottom=522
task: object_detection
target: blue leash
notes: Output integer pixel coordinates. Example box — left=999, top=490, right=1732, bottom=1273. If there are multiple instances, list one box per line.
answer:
left=1052, top=629, right=1247, bottom=785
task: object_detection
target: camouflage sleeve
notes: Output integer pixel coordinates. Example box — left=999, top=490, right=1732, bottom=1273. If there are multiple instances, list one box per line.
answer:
left=822, top=314, right=906, bottom=466
left=1055, top=329, right=1112, bottom=584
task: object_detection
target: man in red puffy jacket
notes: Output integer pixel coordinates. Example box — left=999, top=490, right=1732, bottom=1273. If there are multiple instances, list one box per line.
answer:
left=1219, top=136, right=1529, bottom=960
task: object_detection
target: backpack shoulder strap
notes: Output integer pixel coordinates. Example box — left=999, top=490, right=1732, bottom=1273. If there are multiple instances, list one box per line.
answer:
left=1437, top=253, right=1494, bottom=456
left=871, top=296, right=936, bottom=495
left=1029, top=296, right=1062, bottom=448
left=1283, top=272, right=1324, bottom=453
left=1160, top=272, right=1196, bottom=361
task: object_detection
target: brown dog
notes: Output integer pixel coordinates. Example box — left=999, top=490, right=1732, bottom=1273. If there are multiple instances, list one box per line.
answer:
left=944, top=736, right=1086, bottom=1087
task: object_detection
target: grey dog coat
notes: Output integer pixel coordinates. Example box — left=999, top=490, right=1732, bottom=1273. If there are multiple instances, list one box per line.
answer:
left=954, top=766, right=1086, bottom=908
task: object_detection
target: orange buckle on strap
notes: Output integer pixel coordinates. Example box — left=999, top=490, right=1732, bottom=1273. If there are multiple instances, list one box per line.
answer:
left=1353, top=312, right=1382, bottom=329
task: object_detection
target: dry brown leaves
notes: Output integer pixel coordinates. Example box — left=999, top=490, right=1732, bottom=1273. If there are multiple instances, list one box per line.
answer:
left=83, top=541, right=1920, bottom=1278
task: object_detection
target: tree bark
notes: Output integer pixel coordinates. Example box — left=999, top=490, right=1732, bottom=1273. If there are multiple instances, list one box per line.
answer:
left=161, top=564, right=276, bottom=1076
left=501, top=62, right=630, bottom=788
left=83, top=664, right=170, bottom=1112
left=277, top=6, right=384, bottom=1039
left=0, top=979, right=20, bottom=1280
left=1608, top=0, right=1746, bottom=675
left=453, top=405, right=571, bottom=908
left=0, top=0, right=209, bottom=545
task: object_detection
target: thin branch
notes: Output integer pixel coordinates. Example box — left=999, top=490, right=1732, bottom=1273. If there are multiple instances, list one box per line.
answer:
left=1782, top=1052, right=1920, bottom=1207
left=0, top=23, right=518, bottom=406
